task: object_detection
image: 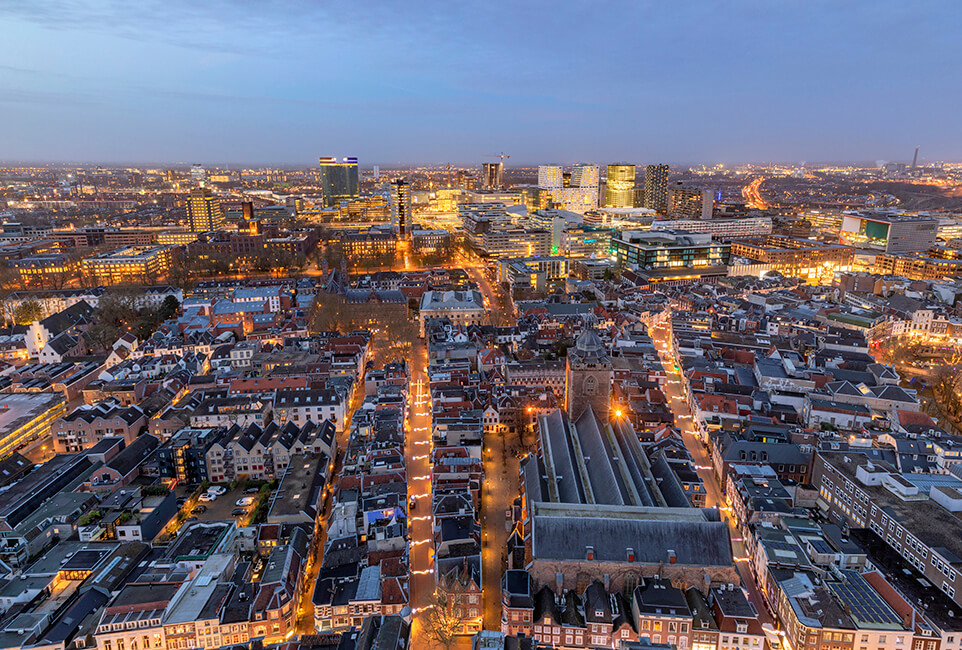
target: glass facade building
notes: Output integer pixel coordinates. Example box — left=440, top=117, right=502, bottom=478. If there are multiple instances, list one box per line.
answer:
left=605, top=163, right=635, bottom=208
left=319, top=157, right=359, bottom=207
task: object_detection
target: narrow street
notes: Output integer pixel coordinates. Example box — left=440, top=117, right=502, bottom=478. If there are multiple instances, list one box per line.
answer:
left=480, top=427, right=520, bottom=630
left=295, top=380, right=368, bottom=633
left=650, top=321, right=774, bottom=629
left=464, top=261, right=513, bottom=327
left=405, top=338, right=437, bottom=643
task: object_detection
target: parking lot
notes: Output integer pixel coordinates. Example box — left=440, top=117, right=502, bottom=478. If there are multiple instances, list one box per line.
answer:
left=175, top=482, right=269, bottom=528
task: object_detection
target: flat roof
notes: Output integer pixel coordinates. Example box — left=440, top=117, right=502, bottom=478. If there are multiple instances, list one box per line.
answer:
left=0, top=392, right=64, bottom=435
left=823, top=452, right=962, bottom=565
left=269, top=454, right=326, bottom=520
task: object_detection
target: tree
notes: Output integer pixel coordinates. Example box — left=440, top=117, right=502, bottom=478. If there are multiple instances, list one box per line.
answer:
left=13, top=300, right=44, bottom=325
left=423, top=587, right=470, bottom=650
left=159, top=295, right=180, bottom=321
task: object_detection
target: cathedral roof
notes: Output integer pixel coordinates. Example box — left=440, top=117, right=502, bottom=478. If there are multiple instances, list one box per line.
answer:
left=572, top=327, right=607, bottom=361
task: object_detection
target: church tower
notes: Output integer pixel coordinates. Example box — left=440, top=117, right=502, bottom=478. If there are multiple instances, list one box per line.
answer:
left=565, top=327, right=612, bottom=422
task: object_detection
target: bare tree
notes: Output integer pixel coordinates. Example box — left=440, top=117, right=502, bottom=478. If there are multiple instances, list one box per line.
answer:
left=423, top=586, right=470, bottom=650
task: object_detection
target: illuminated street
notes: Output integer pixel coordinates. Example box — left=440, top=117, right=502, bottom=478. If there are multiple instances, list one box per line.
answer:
left=480, top=421, right=520, bottom=630
left=406, top=338, right=437, bottom=640
left=650, top=319, right=774, bottom=629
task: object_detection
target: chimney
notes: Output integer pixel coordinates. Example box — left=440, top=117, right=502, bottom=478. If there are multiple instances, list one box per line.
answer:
left=586, top=546, right=594, bottom=561
left=627, top=548, right=635, bottom=562
left=668, top=550, right=676, bottom=564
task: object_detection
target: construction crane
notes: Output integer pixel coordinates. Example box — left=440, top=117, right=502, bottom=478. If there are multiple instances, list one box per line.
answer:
left=484, top=152, right=511, bottom=168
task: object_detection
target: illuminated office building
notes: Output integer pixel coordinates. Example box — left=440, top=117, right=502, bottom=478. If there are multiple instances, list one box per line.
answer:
left=839, top=211, right=938, bottom=253
left=562, top=225, right=614, bottom=258
left=537, top=164, right=599, bottom=214
left=651, top=216, right=772, bottom=240
left=668, top=182, right=714, bottom=220
left=873, top=248, right=962, bottom=280
left=729, top=235, right=853, bottom=284
left=187, top=188, right=225, bottom=233
left=319, top=156, right=359, bottom=207
left=605, top=163, right=635, bottom=208
left=644, top=164, right=669, bottom=211
left=389, top=179, right=412, bottom=236
left=81, top=246, right=174, bottom=285
left=612, top=230, right=730, bottom=285
left=537, top=165, right=564, bottom=190
left=479, top=227, right=551, bottom=259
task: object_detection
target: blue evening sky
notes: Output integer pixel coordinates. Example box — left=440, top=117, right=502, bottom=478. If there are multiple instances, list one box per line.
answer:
left=0, top=1, right=959, bottom=166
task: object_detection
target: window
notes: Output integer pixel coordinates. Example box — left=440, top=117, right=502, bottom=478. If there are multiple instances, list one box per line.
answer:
left=584, top=376, right=597, bottom=394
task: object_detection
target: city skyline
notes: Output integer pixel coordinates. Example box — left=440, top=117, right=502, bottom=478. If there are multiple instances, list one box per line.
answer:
left=1, top=1, right=960, bottom=165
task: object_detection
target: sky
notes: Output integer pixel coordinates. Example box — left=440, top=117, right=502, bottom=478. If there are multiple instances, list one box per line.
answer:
left=0, top=1, right=960, bottom=167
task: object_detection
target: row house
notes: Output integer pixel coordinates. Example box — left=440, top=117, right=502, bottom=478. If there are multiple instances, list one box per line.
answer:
left=502, top=571, right=764, bottom=650
left=51, top=399, right=147, bottom=453
left=205, top=420, right=335, bottom=483
left=273, top=388, right=348, bottom=432
left=189, top=396, right=272, bottom=429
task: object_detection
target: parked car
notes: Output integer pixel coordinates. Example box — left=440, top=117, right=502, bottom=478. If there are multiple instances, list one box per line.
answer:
left=244, top=487, right=260, bottom=494
left=231, top=508, right=246, bottom=517
left=236, top=496, right=255, bottom=507
left=207, top=486, right=227, bottom=496
left=176, top=497, right=188, bottom=507
left=191, top=505, right=207, bottom=514
left=184, top=516, right=198, bottom=522
left=198, top=493, right=217, bottom=503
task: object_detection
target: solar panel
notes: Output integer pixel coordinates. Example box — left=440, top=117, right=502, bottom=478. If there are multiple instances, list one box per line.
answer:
left=828, top=571, right=902, bottom=627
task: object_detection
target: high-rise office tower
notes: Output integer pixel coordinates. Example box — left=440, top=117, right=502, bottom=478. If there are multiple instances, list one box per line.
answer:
left=390, top=179, right=411, bottom=236
left=605, top=163, right=636, bottom=208
left=537, top=164, right=599, bottom=214
left=538, top=165, right=564, bottom=190
left=373, top=165, right=380, bottom=181
left=482, top=162, right=503, bottom=189
left=668, top=182, right=714, bottom=220
left=570, top=163, right=600, bottom=190
left=187, top=188, right=224, bottom=232
left=319, top=157, right=359, bottom=207
left=644, top=164, right=669, bottom=212
left=190, top=164, right=206, bottom=186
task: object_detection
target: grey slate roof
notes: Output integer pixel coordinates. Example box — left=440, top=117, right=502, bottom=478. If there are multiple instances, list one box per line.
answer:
left=531, top=512, right=732, bottom=567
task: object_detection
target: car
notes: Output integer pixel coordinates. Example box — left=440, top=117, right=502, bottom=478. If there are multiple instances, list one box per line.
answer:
left=236, top=496, right=255, bottom=507
left=184, top=516, right=198, bottom=522
left=207, top=486, right=227, bottom=496
left=198, top=493, right=217, bottom=503
left=231, top=508, right=246, bottom=517
left=176, top=497, right=188, bottom=506
left=244, top=487, right=260, bottom=494
left=191, top=505, right=207, bottom=514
